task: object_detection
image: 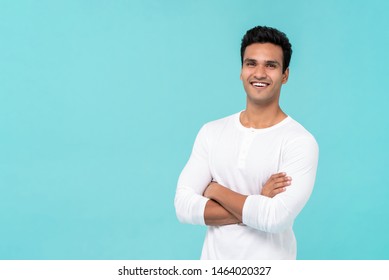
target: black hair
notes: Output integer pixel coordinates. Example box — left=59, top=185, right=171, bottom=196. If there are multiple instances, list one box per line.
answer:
left=240, top=26, right=292, bottom=73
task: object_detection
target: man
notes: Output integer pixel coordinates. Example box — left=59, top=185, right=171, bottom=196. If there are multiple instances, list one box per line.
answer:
left=175, top=26, right=319, bottom=259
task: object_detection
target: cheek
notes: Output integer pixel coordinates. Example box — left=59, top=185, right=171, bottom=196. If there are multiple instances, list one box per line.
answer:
left=240, top=70, right=250, bottom=80
left=271, top=73, right=285, bottom=84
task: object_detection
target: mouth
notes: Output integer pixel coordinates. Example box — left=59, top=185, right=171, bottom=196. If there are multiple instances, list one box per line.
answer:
left=250, top=81, right=270, bottom=88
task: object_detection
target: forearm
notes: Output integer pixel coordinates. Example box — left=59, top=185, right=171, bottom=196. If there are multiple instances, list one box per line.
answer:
left=204, top=183, right=298, bottom=233
left=204, top=199, right=241, bottom=226
left=204, top=182, right=248, bottom=222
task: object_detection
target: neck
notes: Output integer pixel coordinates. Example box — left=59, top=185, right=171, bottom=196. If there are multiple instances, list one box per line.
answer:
left=240, top=103, right=287, bottom=129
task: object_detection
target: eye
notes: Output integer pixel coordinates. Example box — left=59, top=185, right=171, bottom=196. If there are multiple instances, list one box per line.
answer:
left=245, top=61, right=256, bottom=67
left=266, top=63, right=277, bottom=69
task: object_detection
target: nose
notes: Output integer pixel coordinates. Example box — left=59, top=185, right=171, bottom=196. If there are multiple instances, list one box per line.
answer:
left=253, top=64, right=267, bottom=79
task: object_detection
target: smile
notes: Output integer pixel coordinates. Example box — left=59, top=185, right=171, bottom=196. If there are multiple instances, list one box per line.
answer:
left=251, top=81, right=270, bottom=88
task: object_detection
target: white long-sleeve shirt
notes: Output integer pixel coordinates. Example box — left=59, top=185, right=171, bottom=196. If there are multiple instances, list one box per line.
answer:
left=175, top=112, right=319, bottom=259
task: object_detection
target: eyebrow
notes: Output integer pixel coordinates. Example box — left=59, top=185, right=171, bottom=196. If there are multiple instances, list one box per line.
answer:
left=265, top=60, right=281, bottom=66
left=243, top=58, right=281, bottom=66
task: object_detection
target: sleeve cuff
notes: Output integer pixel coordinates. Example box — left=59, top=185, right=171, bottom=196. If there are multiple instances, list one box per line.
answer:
left=195, top=195, right=210, bottom=225
left=242, top=195, right=271, bottom=230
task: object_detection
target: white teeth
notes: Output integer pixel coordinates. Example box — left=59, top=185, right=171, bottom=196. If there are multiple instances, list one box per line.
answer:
left=252, top=82, right=267, bottom=87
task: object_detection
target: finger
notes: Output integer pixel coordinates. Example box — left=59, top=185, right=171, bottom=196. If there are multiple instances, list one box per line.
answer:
left=273, top=176, right=292, bottom=185
left=269, top=172, right=287, bottom=181
left=273, top=179, right=292, bottom=189
left=270, top=187, right=287, bottom=197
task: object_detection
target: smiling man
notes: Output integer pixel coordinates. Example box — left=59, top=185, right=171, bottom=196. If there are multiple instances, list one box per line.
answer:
left=175, top=26, right=319, bottom=259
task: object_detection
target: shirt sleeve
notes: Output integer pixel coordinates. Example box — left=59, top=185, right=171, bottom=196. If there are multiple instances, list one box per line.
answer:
left=242, top=135, right=319, bottom=233
left=174, top=125, right=212, bottom=225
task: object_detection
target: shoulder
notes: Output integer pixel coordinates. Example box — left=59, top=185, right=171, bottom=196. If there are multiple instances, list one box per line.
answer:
left=282, top=117, right=319, bottom=154
left=192, top=112, right=239, bottom=147
left=284, top=117, right=316, bottom=140
left=200, top=112, right=239, bottom=134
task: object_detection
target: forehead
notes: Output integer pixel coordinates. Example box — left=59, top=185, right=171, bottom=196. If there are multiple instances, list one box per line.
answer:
left=243, top=43, right=283, bottom=62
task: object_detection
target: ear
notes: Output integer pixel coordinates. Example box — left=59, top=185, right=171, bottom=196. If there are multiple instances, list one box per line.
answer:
left=282, top=68, right=289, bottom=84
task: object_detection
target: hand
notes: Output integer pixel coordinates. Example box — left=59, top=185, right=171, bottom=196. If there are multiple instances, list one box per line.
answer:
left=261, top=172, right=292, bottom=198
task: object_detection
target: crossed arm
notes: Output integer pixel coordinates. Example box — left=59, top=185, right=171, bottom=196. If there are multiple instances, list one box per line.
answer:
left=203, top=173, right=292, bottom=226
left=175, top=125, right=319, bottom=232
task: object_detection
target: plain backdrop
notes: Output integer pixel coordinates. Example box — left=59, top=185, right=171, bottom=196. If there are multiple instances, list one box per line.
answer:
left=1, top=0, right=388, bottom=259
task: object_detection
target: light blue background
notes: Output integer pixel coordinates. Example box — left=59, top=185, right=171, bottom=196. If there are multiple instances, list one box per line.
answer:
left=1, top=0, right=388, bottom=259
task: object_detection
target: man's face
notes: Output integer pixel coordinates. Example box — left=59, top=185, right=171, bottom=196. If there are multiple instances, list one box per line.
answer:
left=240, top=43, right=289, bottom=107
